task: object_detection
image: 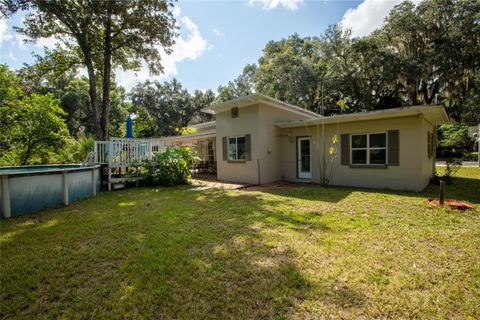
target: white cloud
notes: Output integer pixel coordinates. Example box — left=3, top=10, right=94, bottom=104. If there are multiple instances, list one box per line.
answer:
left=35, top=36, right=61, bottom=50
left=0, top=18, right=13, bottom=47
left=172, top=5, right=181, bottom=18
left=14, top=33, right=28, bottom=49
left=11, top=32, right=59, bottom=51
left=8, top=50, right=16, bottom=61
left=115, top=14, right=207, bottom=90
left=213, top=28, right=225, bottom=37
left=340, top=0, right=419, bottom=38
left=248, top=0, right=304, bottom=11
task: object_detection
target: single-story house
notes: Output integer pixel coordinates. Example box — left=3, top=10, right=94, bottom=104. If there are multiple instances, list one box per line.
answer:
left=164, top=94, right=449, bottom=191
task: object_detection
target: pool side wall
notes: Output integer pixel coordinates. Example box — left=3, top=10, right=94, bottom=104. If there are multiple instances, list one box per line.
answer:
left=0, top=166, right=100, bottom=218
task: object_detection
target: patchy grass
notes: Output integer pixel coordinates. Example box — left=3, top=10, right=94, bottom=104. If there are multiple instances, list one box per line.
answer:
left=1, top=167, right=479, bottom=319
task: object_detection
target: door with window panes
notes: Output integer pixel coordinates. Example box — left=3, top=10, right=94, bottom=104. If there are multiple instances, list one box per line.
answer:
left=297, top=137, right=312, bottom=179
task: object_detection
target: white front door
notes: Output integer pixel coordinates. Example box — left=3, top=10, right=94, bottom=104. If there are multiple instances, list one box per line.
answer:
left=297, top=137, right=312, bottom=179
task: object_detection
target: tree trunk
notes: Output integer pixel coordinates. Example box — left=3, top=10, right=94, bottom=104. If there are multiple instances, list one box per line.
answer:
left=101, top=5, right=113, bottom=141
left=410, top=83, right=418, bottom=105
left=21, top=140, right=34, bottom=165
left=77, top=33, right=101, bottom=140
left=422, top=81, right=440, bottom=105
left=85, top=58, right=101, bottom=139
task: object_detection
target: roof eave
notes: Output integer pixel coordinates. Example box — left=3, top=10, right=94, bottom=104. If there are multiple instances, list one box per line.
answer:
left=160, top=129, right=217, bottom=141
left=275, top=105, right=449, bottom=128
left=201, top=94, right=321, bottom=119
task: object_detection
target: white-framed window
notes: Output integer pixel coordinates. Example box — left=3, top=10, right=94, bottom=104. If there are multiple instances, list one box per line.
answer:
left=228, top=136, right=246, bottom=160
left=351, top=133, right=387, bottom=165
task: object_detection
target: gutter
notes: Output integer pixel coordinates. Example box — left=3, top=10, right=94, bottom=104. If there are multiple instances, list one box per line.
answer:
left=275, top=105, right=448, bottom=128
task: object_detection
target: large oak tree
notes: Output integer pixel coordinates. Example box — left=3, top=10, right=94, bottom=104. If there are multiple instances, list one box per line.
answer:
left=3, top=0, right=178, bottom=140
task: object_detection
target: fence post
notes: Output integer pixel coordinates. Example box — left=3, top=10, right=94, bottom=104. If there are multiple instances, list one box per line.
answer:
left=1, top=176, right=11, bottom=218
left=91, top=168, right=96, bottom=196
left=62, top=171, right=69, bottom=205
left=94, top=142, right=98, bottom=163
left=108, top=139, right=112, bottom=191
left=439, top=180, right=445, bottom=206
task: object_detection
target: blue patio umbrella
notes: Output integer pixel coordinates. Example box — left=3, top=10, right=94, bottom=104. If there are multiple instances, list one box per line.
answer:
left=125, top=115, right=134, bottom=138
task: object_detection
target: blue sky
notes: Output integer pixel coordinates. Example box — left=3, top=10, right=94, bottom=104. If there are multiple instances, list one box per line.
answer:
left=0, top=0, right=404, bottom=93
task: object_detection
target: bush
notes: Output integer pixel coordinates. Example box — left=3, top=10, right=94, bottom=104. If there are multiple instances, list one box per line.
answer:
left=443, top=158, right=462, bottom=179
left=137, top=147, right=195, bottom=186
left=432, top=158, right=463, bottom=185
left=436, top=124, right=475, bottom=159
left=57, top=135, right=94, bottom=163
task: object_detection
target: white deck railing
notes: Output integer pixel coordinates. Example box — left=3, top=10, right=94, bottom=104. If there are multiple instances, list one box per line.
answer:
left=94, top=138, right=161, bottom=168
left=94, top=140, right=110, bottom=164
left=149, top=138, right=167, bottom=154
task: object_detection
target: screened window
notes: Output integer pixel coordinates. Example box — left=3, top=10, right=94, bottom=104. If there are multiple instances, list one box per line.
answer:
left=351, top=133, right=387, bottom=165
left=228, top=136, right=246, bottom=160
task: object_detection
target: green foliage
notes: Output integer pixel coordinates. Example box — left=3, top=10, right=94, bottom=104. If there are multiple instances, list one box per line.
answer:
left=60, top=78, right=94, bottom=136
left=238, top=0, right=479, bottom=118
left=459, top=72, right=480, bottom=125
left=214, top=64, right=257, bottom=105
left=108, top=85, right=130, bottom=137
left=254, top=34, right=326, bottom=112
left=130, top=79, right=215, bottom=137
left=438, top=124, right=470, bottom=150
left=0, top=64, right=23, bottom=103
left=138, top=147, right=194, bottom=186
left=61, top=135, right=95, bottom=163
left=0, top=64, right=72, bottom=165
left=0, top=93, right=71, bottom=165
left=443, top=158, right=462, bottom=179
left=5, top=0, right=178, bottom=139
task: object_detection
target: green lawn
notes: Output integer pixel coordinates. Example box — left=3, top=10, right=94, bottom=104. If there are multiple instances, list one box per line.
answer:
left=1, top=167, right=479, bottom=319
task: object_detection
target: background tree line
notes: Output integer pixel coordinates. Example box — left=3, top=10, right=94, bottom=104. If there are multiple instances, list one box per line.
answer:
left=217, top=0, right=479, bottom=125
left=1, top=0, right=478, bottom=165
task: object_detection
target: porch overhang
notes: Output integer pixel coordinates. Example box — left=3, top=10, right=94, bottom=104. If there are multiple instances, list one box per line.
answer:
left=161, top=129, right=216, bottom=145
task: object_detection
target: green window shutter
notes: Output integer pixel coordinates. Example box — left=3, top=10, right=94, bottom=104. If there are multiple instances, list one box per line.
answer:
left=245, top=134, right=251, bottom=161
left=222, top=137, right=227, bottom=161
left=428, top=132, right=433, bottom=158
left=341, top=134, right=350, bottom=165
left=388, top=130, right=400, bottom=166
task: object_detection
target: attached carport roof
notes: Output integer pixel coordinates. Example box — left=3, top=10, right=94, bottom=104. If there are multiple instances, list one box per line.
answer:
left=159, top=129, right=216, bottom=144
left=187, top=121, right=216, bottom=130
left=201, top=94, right=321, bottom=119
left=275, top=105, right=450, bottom=128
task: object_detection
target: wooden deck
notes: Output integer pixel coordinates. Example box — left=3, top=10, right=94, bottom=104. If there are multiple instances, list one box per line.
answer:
left=91, top=136, right=217, bottom=191
left=91, top=138, right=166, bottom=190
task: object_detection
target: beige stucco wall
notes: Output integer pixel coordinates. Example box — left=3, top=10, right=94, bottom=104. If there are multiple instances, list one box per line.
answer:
left=215, top=103, right=307, bottom=184
left=216, top=104, right=435, bottom=191
left=281, top=115, right=432, bottom=191
left=420, top=117, right=436, bottom=187
left=257, top=105, right=309, bottom=184
left=216, top=104, right=260, bottom=184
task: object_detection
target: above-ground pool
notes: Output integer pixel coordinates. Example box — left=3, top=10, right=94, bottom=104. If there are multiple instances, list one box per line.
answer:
left=0, top=164, right=101, bottom=218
